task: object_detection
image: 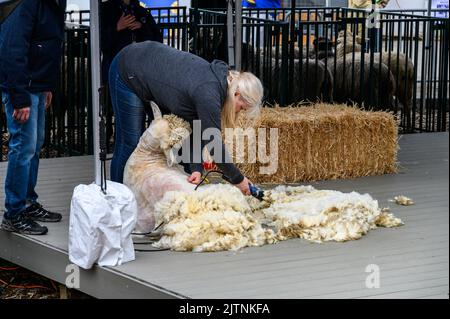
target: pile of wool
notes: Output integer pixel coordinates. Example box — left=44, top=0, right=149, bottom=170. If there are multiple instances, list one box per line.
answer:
left=152, top=184, right=277, bottom=252
left=249, top=185, right=403, bottom=243
left=151, top=183, right=403, bottom=251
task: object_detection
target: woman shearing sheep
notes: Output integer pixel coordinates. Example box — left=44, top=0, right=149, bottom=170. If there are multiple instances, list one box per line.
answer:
left=108, top=40, right=264, bottom=195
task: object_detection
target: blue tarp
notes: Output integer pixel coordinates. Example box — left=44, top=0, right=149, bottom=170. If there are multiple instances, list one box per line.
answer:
left=242, top=0, right=281, bottom=8
left=141, top=0, right=178, bottom=8
left=140, top=1, right=282, bottom=9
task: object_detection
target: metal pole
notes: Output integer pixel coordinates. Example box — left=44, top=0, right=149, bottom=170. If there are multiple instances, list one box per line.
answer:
left=90, top=0, right=102, bottom=185
left=235, top=0, right=242, bottom=71
left=227, top=0, right=235, bottom=68
left=427, top=0, right=432, bottom=17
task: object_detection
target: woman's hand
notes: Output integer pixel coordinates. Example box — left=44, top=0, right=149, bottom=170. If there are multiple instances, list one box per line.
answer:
left=235, top=177, right=251, bottom=196
left=187, top=171, right=202, bottom=185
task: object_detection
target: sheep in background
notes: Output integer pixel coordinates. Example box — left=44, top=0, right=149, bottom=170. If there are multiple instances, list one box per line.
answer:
left=271, top=37, right=335, bottom=60
left=289, top=58, right=334, bottom=103
left=123, top=102, right=195, bottom=234
left=337, top=30, right=415, bottom=120
left=244, top=44, right=334, bottom=104
left=324, top=54, right=396, bottom=109
left=308, top=37, right=336, bottom=60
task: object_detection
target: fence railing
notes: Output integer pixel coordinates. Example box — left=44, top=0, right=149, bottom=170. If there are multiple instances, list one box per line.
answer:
left=338, top=8, right=449, bottom=132
left=1, top=6, right=449, bottom=161
left=189, top=8, right=290, bottom=105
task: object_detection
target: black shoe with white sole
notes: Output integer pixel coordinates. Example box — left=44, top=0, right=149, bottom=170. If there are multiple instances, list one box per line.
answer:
left=1, top=215, right=48, bottom=235
left=24, top=202, right=62, bottom=222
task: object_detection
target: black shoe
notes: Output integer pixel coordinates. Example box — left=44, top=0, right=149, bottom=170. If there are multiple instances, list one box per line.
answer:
left=24, top=202, right=62, bottom=222
left=1, top=215, right=48, bottom=235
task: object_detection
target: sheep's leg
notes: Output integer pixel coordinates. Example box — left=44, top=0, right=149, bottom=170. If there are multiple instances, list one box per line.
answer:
left=136, top=172, right=195, bottom=233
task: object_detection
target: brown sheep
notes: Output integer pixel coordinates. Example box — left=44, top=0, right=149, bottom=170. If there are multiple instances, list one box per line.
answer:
left=337, top=30, right=415, bottom=121
left=245, top=44, right=334, bottom=104
left=325, top=54, right=396, bottom=110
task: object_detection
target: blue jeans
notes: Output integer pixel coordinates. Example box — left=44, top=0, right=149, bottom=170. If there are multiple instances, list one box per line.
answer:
left=2, top=92, right=46, bottom=219
left=109, top=54, right=148, bottom=183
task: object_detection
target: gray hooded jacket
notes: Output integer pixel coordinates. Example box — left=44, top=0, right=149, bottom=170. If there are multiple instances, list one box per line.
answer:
left=117, top=41, right=244, bottom=184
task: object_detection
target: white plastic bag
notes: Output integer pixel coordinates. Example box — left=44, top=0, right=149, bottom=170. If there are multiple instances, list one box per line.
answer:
left=68, top=181, right=137, bottom=269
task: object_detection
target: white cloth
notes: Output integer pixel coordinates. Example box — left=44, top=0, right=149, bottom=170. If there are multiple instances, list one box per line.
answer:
left=68, top=181, right=137, bottom=269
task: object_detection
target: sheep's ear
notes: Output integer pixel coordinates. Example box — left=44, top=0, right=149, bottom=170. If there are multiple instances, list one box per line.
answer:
left=150, top=101, right=162, bottom=120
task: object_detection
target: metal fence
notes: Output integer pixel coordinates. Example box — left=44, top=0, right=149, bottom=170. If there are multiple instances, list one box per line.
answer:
left=212, top=6, right=449, bottom=132
left=338, top=8, right=449, bottom=132
left=189, top=8, right=290, bottom=104
left=1, top=6, right=449, bottom=161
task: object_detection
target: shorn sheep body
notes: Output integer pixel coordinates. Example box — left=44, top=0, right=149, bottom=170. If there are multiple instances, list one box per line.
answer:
left=125, top=110, right=403, bottom=252
left=123, top=104, right=196, bottom=234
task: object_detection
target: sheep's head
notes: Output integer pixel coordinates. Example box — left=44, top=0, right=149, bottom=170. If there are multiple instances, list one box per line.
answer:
left=138, top=102, right=191, bottom=166
left=336, top=30, right=362, bottom=57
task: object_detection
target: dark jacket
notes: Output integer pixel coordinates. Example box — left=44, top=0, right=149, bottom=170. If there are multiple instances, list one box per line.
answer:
left=101, top=0, right=162, bottom=81
left=117, top=41, right=244, bottom=184
left=0, top=0, right=66, bottom=109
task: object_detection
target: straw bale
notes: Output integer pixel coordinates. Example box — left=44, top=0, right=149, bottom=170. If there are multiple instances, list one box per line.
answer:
left=229, top=103, right=398, bottom=184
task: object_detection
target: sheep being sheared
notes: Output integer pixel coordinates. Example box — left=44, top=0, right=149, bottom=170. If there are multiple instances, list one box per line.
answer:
left=123, top=102, right=196, bottom=234
left=127, top=111, right=403, bottom=252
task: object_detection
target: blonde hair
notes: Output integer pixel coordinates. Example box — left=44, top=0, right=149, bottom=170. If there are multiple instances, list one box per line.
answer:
left=221, top=70, right=264, bottom=129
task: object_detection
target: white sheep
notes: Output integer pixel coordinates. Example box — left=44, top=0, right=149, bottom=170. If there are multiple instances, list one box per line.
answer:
left=123, top=102, right=195, bottom=234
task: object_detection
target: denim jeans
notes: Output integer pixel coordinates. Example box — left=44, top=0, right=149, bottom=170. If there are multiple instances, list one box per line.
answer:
left=109, top=53, right=148, bottom=183
left=2, top=92, right=46, bottom=219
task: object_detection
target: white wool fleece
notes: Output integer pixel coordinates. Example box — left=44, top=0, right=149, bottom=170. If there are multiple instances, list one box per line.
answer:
left=252, top=185, right=403, bottom=243
left=153, top=184, right=276, bottom=252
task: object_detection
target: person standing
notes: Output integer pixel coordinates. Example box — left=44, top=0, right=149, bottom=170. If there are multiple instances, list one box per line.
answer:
left=101, top=0, right=163, bottom=81
left=0, top=0, right=66, bottom=235
left=348, top=0, right=390, bottom=52
left=100, top=0, right=163, bottom=148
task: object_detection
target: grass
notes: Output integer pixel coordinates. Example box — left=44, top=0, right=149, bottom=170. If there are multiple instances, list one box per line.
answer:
left=0, top=258, right=92, bottom=299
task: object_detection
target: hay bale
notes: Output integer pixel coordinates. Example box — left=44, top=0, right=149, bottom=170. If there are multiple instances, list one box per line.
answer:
left=229, top=103, right=398, bottom=184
